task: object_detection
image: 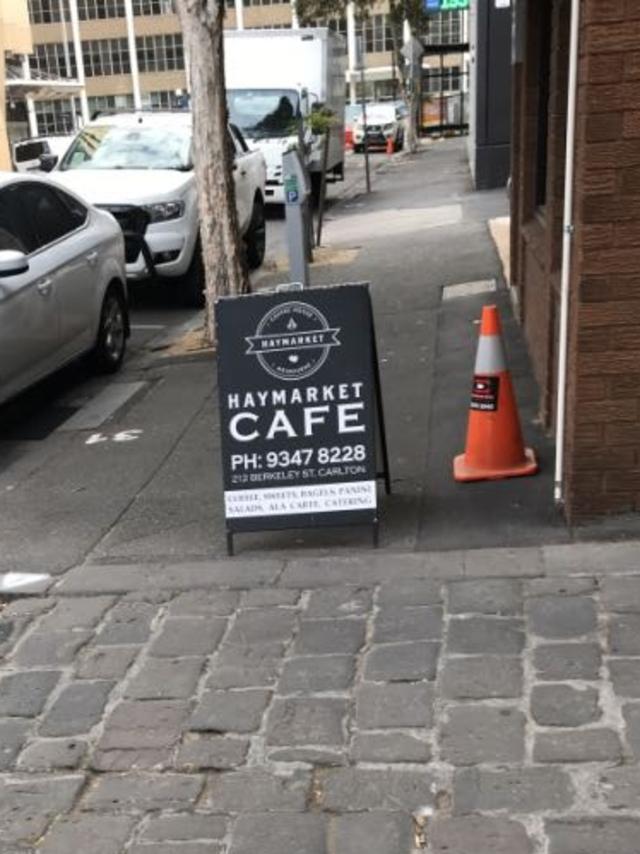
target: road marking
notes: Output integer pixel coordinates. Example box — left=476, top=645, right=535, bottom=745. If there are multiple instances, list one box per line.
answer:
left=130, top=324, right=166, bottom=330
left=0, top=572, right=51, bottom=593
left=442, top=279, right=497, bottom=302
left=59, top=382, right=146, bottom=432
left=86, top=428, right=143, bottom=445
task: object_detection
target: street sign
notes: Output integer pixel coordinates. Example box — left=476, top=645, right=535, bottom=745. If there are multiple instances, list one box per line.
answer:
left=425, top=0, right=469, bottom=11
left=216, top=284, right=390, bottom=553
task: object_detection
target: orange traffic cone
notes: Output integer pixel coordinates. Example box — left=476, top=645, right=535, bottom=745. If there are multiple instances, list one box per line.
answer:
left=386, top=136, right=394, bottom=156
left=454, top=305, right=538, bottom=482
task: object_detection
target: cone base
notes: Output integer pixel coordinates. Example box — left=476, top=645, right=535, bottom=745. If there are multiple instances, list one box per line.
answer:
left=453, top=447, right=538, bottom=483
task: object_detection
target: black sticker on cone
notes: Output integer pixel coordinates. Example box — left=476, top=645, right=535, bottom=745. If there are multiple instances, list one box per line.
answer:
left=470, top=375, right=500, bottom=412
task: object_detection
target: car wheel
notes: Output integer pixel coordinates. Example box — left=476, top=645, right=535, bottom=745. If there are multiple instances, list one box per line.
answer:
left=92, top=286, right=127, bottom=374
left=181, top=242, right=205, bottom=308
left=245, top=196, right=266, bottom=270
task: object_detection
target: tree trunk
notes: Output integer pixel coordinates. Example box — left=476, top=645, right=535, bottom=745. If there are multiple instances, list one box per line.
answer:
left=175, top=0, right=249, bottom=345
left=388, top=5, right=419, bottom=154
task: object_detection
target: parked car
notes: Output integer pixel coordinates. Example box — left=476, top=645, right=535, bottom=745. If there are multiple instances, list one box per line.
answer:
left=12, top=135, right=75, bottom=173
left=45, top=111, right=267, bottom=306
left=0, top=172, right=128, bottom=407
left=352, top=102, right=405, bottom=153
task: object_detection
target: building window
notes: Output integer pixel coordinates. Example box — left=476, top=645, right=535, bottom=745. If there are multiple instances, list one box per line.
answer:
left=30, top=43, right=76, bottom=79
left=535, top=0, right=552, bottom=207
left=423, top=11, right=464, bottom=46
left=88, top=93, right=135, bottom=116
left=241, top=0, right=291, bottom=5
left=77, top=0, right=125, bottom=19
left=28, top=0, right=67, bottom=24
left=136, top=33, right=185, bottom=72
left=423, top=65, right=462, bottom=94
left=132, top=0, right=175, bottom=14
left=35, top=100, right=77, bottom=135
left=82, top=38, right=131, bottom=76
left=141, top=89, right=183, bottom=109
left=364, top=14, right=392, bottom=53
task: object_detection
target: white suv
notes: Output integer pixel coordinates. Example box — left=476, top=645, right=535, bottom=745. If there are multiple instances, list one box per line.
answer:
left=47, top=111, right=267, bottom=305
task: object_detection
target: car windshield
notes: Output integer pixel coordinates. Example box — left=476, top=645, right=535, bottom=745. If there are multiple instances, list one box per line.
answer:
left=227, top=89, right=301, bottom=140
left=59, top=124, right=192, bottom=171
left=363, top=106, right=397, bottom=125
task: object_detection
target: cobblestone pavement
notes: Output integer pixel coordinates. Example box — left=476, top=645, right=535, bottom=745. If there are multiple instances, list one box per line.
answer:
left=2, top=543, right=640, bottom=853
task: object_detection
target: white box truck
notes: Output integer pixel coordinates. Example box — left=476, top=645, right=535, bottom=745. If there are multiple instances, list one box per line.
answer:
left=225, top=28, right=346, bottom=205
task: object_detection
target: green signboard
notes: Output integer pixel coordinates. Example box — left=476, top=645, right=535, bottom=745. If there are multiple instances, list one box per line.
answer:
left=425, top=0, right=469, bottom=11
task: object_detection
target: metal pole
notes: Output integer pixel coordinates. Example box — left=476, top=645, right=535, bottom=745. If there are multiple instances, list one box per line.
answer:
left=346, top=2, right=357, bottom=104
left=360, top=64, right=371, bottom=194
left=124, top=0, right=142, bottom=110
left=554, top=0, right=581, bottom=506
left=22, top=56, right=39, bottom=137
left=68, top=0, right=89, bottom=124
left=59, top=0, right=72, bottom=79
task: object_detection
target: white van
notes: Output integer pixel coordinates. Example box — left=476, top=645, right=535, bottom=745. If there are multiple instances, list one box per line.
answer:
left=12, top=136, right=75, bottom=173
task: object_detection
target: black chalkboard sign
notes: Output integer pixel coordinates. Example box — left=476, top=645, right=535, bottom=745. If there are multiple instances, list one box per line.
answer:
left=216, top=283, right=390, bottom=554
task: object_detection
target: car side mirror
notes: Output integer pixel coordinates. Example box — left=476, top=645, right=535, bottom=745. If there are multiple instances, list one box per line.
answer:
left=0, top=250, right=29, bottom=278
left=38, top=153, right=58, bottom=173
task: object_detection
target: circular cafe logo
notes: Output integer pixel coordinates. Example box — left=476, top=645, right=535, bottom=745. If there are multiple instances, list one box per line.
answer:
left=245, top=301, right=341, bottom=381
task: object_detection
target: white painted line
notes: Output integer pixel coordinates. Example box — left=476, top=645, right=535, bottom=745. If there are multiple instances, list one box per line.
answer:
left=58, top=382, right=146, bottom=432
left=0, top=572, right=51, bottom=593
left=442, top=279, right=497, bottom=302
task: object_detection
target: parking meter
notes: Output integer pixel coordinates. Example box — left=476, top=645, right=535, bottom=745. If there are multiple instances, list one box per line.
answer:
left=282, top=148, right=311, bottom=288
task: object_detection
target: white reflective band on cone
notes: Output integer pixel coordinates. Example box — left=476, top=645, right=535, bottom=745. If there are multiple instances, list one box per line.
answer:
left=474, top=335, right=507, bottom=374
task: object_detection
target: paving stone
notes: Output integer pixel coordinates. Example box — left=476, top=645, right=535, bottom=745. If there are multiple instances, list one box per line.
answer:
left=320, top=768, right=436, bottom=811
left=0, top=775, right=85, bottom=846
left=527, top=577, right=598, bottom=597
left=527, top=596, right=597, bottom=638
left=268, top=747, right=347, bottom=765
left=447, top=618, right=524, bottom=654
left=37, top=597, right=115, bottom=632
left=441, top=706, right=525, bottom=765
left=531, top=684, right=600, bottom=726
left=12, top=630, right=92, bottom=666
left=622, top=703, right=640, bottom=757
left=534, top=643, right=601, bottom=680
left=266, top=698, right=348, bottom=746
left=229, top=812, right=325, bottom=854
left=378, top=579, right=442, bottom=606
left=454, top=767, right=575, bottom=814
left=205, top=769, right=310, bottom=812
left=430, top=817, right=533, bottom=854
left=598, top=766, right=640, bottom=809
left=609, top=658, right=640, bottom=697
left=94, top=602, right=159, bottom=645
left=225, top=609, right=297, bottom=645
left=38, top=814, right=135, bottom=854
left=215, top=641, right=285, bottom=666
left=142, top=813, right=227, bottom=842
left=534, top=729, right=622, bottom=763
left=464, top=547, right=541, bottom=578
left=546, top=819, right=640, bottom=854
left=75, top=645, right=139, bottom=679
left=351, top=732, right=431, bottom=763
left=169, top=590, right=240, bottom=616
left=328, top=812, right=412, bottom=854
left=242, top=589, right=300, bottom=607
left=441, top=656, right=522, bottom=699
left=98, top=700, right=189, bottom=750
left=125, top=657, right=204, bottom=700
left=602, top=577, right=640, bottom=613
left=0, top=671, right=61, bottom=717
left=294, top=619, right=366, bottom=655
left=364, top=642, right=439, bottom=682
left=40, top=681, right=114, bottom=737
left=373, top=606, right=443, bottom=643
left=150, top=618, right=227, bottom=657
left=190, top=689, right=271, bottom=733
left=90, top=748, right=172, bottom=771
left=176, top=734, right=249, bottom=770
left=304, top=587, right=372, bottom=617
left=0, top=720, right=30, bottom=770
left=81, top=773, right=204, bottom=812
left=17, top=738, right=87, bottom=771
left=356, top=682, right=433, bottom=728
left=279, top=655, right=355, bottom=693
left=129, top=844, right=221, bottom=854
left=207, top=660, right=281, bottom=689
left=609, top=614, right=640, bottom=654
left=2, top=598, right=55, bottom=618
left=448, top=580, right=522, bottom=615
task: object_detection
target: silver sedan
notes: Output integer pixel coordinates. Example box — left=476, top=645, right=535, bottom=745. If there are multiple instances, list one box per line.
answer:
left=0, top=172, right=129, bottom=406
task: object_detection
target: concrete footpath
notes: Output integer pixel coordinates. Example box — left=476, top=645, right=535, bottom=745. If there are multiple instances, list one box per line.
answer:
left=2, top=541, right=640, bottom=852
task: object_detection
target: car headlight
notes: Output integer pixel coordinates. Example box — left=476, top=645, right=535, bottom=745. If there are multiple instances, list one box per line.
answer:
left=144, top=201, right=185, bottom=223
left=384, top=123, right=395, bottom=134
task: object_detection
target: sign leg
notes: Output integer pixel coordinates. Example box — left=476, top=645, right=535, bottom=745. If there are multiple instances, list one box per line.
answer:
left=371, top=326, right=392, bottom=496
left=226, top=531, right=234, bottom=558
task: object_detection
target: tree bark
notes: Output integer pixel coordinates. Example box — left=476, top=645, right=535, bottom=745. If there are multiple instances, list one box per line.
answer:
left=175, top=0, right=249, bottom=345
left=389, top=0, right=419, bottom=154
